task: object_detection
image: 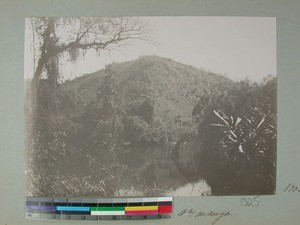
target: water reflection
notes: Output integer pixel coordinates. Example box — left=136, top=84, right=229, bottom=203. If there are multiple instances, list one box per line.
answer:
left=166, top=179, right=211, bottom=196
left=114, top=179, right=211, bottom=196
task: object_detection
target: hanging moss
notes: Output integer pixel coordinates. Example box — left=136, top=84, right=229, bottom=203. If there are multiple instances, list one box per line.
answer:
left=68, top=47, right=80, bottom=62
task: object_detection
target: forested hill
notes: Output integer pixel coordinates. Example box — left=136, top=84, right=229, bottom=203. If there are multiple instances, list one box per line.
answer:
left=26, top=55, right=276, bottom=196
left=66, top=55, right=232, bottom=97
left=66, top=55, right=233, bottom=104
left=62, top=56, right=234, bottom=144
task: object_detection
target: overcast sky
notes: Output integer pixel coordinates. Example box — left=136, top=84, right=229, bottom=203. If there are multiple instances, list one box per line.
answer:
left=24, top=17, right=276, bottom=82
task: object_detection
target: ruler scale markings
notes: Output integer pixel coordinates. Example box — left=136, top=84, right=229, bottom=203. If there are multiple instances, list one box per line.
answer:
left=26, top=196, right=172, bottom=220
left=26, top=205, right=56, bottom=211
left=26, top=209, right=57, bottom=215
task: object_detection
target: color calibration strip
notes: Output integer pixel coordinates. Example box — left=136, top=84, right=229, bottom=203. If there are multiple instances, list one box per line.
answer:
left=26, top=197, right=173, bottom=221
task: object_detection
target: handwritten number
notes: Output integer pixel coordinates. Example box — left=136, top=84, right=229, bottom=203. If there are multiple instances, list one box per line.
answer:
left=240, top=197, right=247, bottom=207
left=247, top=198, right=252, bottom=206
left=284, top=183, right=291, bottom=192
left=284, top=183, right=299, bottom=192
left=252, top=195, right=260, bottom=207
left=240, top=197, right=246, bottom=206
left=240, top=195, right=260, bottom=207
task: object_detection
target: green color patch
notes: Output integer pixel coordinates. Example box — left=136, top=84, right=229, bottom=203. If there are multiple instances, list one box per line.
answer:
left=90, top=207, right=125, bottom=211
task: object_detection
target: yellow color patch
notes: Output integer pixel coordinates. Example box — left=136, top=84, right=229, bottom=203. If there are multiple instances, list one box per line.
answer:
left=125, top=206, right=158, bottom=211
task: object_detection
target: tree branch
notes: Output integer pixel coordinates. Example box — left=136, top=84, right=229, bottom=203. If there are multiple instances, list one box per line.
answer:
left=54, top=17, right=150, bottom=54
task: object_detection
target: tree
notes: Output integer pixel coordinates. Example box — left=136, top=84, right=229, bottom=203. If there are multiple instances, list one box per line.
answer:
left=29, top=17, right=151, bottom=108
left=25, top=17, right=151, bottom=196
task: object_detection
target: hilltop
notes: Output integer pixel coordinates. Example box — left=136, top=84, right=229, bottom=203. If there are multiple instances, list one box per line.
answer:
left=63, top=56, right=234, bottom=144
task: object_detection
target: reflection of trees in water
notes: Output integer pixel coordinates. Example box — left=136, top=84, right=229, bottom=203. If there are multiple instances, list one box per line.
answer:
left=25, top=19, right=277, bottom=196
left=172, top=77, right=276, bottom=195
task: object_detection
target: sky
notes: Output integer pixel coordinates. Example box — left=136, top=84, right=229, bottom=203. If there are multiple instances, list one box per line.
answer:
left=24, top=17, right=276, bottom=82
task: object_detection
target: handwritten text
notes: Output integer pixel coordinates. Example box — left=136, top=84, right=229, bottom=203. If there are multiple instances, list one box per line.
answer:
left=178, top=208, right=232, bottom=225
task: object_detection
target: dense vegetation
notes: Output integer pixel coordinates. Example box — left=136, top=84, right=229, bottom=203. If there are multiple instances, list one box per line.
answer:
left=25, top=56, right=276, bottom=196
left=174, top=75, right=276, bottom=195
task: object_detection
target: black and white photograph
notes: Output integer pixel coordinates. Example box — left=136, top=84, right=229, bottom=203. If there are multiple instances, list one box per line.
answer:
left=24, top=16, right=277, bottom=197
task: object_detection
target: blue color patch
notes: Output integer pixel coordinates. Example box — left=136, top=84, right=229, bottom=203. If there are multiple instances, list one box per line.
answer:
left=56, top=206, right=90, bottom=211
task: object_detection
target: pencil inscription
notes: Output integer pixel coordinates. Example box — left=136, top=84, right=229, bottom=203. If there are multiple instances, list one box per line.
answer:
left=284, top=183, right=300, bottom=193
left=240, top=195, right=260, bottom=207
left=178, top=208, right=232, bottom=225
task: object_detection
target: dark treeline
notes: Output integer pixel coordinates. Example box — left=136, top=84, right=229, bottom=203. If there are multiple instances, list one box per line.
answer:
left=173, top=75, right=276, bottom=195
left=25, top=56, right=276, bottom=196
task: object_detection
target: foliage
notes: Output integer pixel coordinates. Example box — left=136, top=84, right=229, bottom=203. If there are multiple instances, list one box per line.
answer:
left=212, top=106, right=276, bottom=194
left=25, top=54, right=277, bottom=196
left=190, top=76, right=277, bottom=195
left=26, top=17, right=151, bottom=196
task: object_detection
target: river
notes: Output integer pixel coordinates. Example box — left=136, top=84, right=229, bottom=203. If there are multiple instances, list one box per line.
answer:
left=165, top=179, right=211, bottom=196
left=114, top=179, right=211, bottom=196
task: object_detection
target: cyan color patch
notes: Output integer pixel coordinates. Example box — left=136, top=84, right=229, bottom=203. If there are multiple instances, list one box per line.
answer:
left=56, top=206, right=90, bottom=211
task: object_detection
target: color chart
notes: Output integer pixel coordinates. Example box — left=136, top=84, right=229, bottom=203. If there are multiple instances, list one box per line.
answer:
left=26, top=196, right=173, bottom=221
